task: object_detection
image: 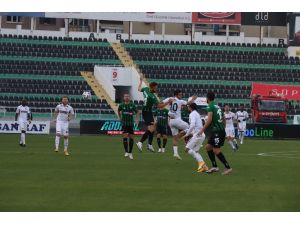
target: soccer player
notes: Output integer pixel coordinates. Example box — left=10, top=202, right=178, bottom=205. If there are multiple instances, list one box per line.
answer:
left=54, top=96, right=74, bottom=156
left=136, top=76, right=171, bottom=152
left=154, top=107, right=169, bottom=153
left=236, top=105, right=248, bottom=145
left=118, top=94, right=140, bottom=160
left=181, top=103, right=208, bottom=172
left=15, top=99, right=32, bottom=147
left=199, top=92, right=232, bottom=175
left=224, top=105, right=239, bottom=151
left=162, top=90, right=197, bottom=160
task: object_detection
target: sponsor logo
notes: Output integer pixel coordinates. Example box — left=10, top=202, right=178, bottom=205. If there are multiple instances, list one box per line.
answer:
left=0, top=121, right=49, bottom=134
left=244, top=127, right=274, bottom=137
left=100, top=121, right=140, bottom=131
left=259, top=112, right=280, bottom=116
left=200, top=12, right=235, bottom=19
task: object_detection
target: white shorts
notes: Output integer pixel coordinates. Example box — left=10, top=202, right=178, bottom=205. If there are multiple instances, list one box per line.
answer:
left=225, top=127, right=235, bottom=138
left=19, top=120, right=28, bottom=132
left=56, top=122, right=69, bottom=136
left=169, top=118, right=189, bottom=136
left=238, top=123, right=246, bottom=132
left=186, top=134, right=205, bottom=152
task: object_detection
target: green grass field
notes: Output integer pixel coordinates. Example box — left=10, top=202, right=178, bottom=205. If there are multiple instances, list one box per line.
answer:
left=0, top=134, right=300, bottom=212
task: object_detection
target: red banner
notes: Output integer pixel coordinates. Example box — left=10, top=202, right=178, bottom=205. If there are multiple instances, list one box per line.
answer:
left=251, top=83, right=300, bottom=100
left=192, top=12, right=241, bottom=25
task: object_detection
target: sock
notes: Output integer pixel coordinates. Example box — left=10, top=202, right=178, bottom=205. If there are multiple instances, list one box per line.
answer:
left=123, top=138, right=128, bottom=153
left=173, top=146, right=178, bottom=156
left=216, top=152, right=231, bottom=169
left=241, top=133, right=244, bottom=143
left=194, top=152, right=204, bottom=162
left=157, top=138, right=162, bottom=148
left=188, top=150, right=203, bottom=162
left=233, top=139, right=238, bottom=144
left=20, top=133, right=23, bottom=144
left=21, top=133, right=25, bottom=145
left=64, top=138, right=69, bottom=150
left=129, top=138, right=134, bottom=153
left=207, top=150, right=218, bottom=167
left=140, top=130, right=150, bottom=143
left=228, top=140, right=235, bottom=149
left=148, top=132, right=154, bottom=145
left=55, top=136, right=60, bottom=149
left=163, top=138, right=167, bottom=148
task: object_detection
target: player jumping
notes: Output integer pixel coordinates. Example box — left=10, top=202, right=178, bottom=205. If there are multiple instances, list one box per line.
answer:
left=15, top=99, right=32, bottom=147
left=199, top=92, right=232, bottom=175
left=118, top=94, right=140, bottom=160
left=162, top=90, right=197, bottom=160
left=136, top=76, right=171, bottom=152
left=224, top=105, right=239, bottom=151
left=236, top=105, right=248, bottom=145
left=54, top=96, right=75, bottom=156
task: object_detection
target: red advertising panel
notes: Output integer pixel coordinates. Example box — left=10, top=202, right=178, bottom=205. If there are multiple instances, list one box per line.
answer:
left=251, top=83, right=300, bottom=101
left=192, top=12, right=241, bottom=25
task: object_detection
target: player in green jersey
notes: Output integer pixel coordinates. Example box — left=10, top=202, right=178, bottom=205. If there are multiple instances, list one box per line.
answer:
left=199, top=92, right=232, bottom=175
left=136, top=76, right=172, bottom=152
left=154, top=107, right=169, bottom=153
left=118, top=94, right=140, bottom=160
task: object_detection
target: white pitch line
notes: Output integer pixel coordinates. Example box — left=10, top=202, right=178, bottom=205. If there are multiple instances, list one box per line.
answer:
left=257, top=150, right=300, bottom=159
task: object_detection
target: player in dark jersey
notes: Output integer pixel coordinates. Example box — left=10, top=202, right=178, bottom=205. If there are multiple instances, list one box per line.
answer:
left=118, top=94, right=140, bottom=160
left=136, top=76, right=172, bottom=152
left=198, top=92, right=232, bottom=175
left=154, top=107, right=169, bottom=153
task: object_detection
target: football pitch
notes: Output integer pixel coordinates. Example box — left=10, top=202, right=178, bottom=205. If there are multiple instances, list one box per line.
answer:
left=0, top=134, right=300, bottom=212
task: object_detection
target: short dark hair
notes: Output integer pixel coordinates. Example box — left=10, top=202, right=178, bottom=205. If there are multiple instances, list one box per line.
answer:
left=149, top=82, right=158, bottom=88
left=62, top=96, right=69, bottom=100
left=189, top=103, right=197, bottom=111
left=174, top=90, right=182, bottom=96
left=206, top=92, right=215, bottom=101
left=21, top=99, right=27, bottom=105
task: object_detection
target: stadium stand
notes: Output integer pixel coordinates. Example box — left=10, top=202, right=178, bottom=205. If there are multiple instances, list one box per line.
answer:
left=122, top=40, right=300, bottom=121
left=0, top=36, right=121, bottom=119
left=1, top=35, right=300, bottom=122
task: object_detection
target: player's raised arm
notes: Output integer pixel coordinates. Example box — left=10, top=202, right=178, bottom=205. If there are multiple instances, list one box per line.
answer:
left=187, top=95, right=197, bottom=105
left=158, top=97, right=173, bottom=109
left=138, top=75, right=143, bottom=92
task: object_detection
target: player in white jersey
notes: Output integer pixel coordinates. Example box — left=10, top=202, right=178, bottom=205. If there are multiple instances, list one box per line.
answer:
left=162, top=90, right=197, bottom=160
left=224, top=105, right=239, bottom=151
left=54, top=96, right=75, bottom=156
left=181, top=103, right=208, bottom=173
left=15, top=99, right=32, bottom=147
left=236, top=105, right=248, bottom=145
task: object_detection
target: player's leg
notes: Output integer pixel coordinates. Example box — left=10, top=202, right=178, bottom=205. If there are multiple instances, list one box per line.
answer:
left=128, top=133, right=134, bottom=160
left=186, top=135, right=207, bottom=172
left=157, top=132, right=162, bottom=153
left=240, top=124, right=245, bottom=144
left=206, top=134, right=219, bottom=173
left=19, top=121, right=27, bottom=147
left=147, top=124, right=156, bottom=152
left=226, top=128, right=235, bottom=150
left=123, top=131, right=129, bottom=157
left=172, top=119, right=189, bottom=160
left=137, top=111, right=154, bottom=151
left=55, top=122, right=61, bottom=152
left=162, top=134, right=168, bottom=153
left=63, top=123, right=70, bottom=156
left=213, top=131, right=232, bottom=175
